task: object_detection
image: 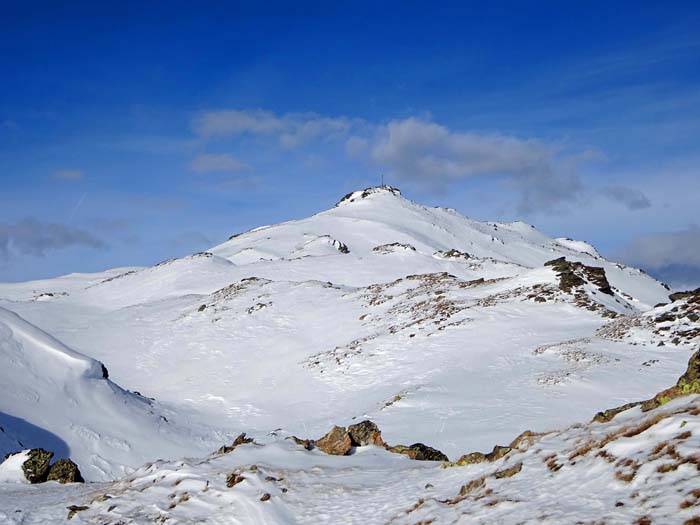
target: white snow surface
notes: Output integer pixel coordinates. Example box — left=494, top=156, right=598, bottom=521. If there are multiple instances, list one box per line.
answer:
left=0, top=307, right=221, bottom=482
left=3, top=395, right=700, bottom=524
left=0, top=186, right=695, bottom=522
left=0, top=451, right=30, bottom=484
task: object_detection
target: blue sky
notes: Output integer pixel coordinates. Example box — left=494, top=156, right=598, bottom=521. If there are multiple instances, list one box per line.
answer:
left=1, top=1, right=699, bottom=286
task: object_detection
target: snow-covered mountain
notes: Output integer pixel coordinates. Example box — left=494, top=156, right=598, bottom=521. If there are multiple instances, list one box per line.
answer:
left=0, top=186, right=697, bottom=523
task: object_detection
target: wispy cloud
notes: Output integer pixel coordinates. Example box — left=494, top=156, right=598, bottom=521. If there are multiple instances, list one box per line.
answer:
left=52, top=169, right=84, bottom=181
left=191, top=109, right=655, bottom=215
left=0, top=218, right=105, bottom=260
left=190, top=153, right=249, bottom=174
left=601, top=185, right=651, bottom=210
left=193, top=109, right=356, bottom=148
left=619, top=227, right=700, bottom=288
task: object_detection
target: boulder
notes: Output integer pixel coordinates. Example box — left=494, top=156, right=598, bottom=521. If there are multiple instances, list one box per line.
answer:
left=387, top=443, right=448, bottom=462
left=348, top=420, right=384, bottom=447
left=21, top=448, right=53, bottom=483
left=46, top=459, right=84, bottom=484
left=314, top=426, right=352, bottom=456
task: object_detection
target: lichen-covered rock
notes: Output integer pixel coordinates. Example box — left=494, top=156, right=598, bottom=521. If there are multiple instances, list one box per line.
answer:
left=453, top=444, right=511, bottom=466
left=454, top=452, right=487, bottom=465
left=508, top=430, right=541, bottom=451
left=594, top=349, right=700, bottom=421
left=21, top=448, right=53, bottom=483
left=314, top=426, right=352, bottom=456
left=348, top=420, right=384, bottom=447
left=486, top=445, right=511, bottom=461
left=46, top=459, right=84, bottom=484
left=494, top=462, right=523, bottom=479
left=387, top=443, right=449, bottom=462
left=669, top=288, right=700, bottom=302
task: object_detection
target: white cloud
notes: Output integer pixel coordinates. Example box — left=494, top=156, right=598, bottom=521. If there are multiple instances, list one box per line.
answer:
left=0, top=218, right=105, bottom=260
left=193, top=109, right=355, bottom=149
left=53, top=169, right=84, bottom=181
left=370, top=117, right=551, bottom=181
left=621, top=227, right=700, bottom=270
left=619, top=227, right=700, bottom=289
left=190, top=153, right=249, bottom=174
left=193, top=109, right=284, bottom=137
left=367, top=117, right=584, bottom=213
left=190, top=109, right=651, bottom=215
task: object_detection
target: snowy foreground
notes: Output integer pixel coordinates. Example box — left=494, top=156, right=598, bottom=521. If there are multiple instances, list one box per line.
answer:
left=0, top=186, right=698, bottom=523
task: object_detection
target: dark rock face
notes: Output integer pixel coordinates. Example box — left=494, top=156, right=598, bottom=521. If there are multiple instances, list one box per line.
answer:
left=544, top=257, right=613, bottom=295
left=46, top=459, right=84, bottom=484
left=216, top=432, right=253, bottom=454
left=336, top=185, right=402, bottom=206
left=21, top=448, right=53, bottom=483
left=670, top=288, right=700, bottom=302
left=347, top=420, right=384, bottom=447
left=387, top=443, right=449, bottom=462
left=100, top=364, right=109, bottom=379
left=440, top=249, right=471, bottom=259
left=314, top=426, right=353, bottom=456
left=372, top=242, right=417, bottom=253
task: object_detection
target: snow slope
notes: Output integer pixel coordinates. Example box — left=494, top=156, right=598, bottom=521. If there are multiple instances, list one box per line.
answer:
left=0, top=185, right=694, bottom=520
left=0, top=307, right=221, bottom=481
left=4, top=393, right=700, bottom=524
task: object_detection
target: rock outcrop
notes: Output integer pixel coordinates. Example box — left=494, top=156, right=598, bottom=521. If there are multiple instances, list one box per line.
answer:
left=0, top=448, right=84, bottom=484
left=314, top=426, right=353, bottom=456
left=594, top=348, right=700, bottom=423
left=21, top=448, right=53, bottom=483
left=545, top=257, right=613, bottom=295
left=46, top=459, right=84, bottom=484
left=386, top=443, right=449, bottom=462
left=297, top=420, right=447, bottom=461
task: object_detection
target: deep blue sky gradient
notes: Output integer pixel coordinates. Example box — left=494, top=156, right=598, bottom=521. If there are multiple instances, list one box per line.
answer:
left=1, top=1, right=699, bottom=285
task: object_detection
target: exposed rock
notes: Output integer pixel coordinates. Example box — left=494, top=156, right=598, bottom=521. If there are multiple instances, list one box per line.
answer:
left=217, top=432, right=253, bottom=454
left=373, top=242, right=416, bottom=253
left=494, top=462, right=523, bottom=479
left=594, top=349, right=700, bottom=422
left=46, top=459, right=84, bottom=484
left=226, top=471, right=245, bottom=487
left=454, top=445, right=511, bottom=466
left=486, top=445, right=511, bottom=462
left=314, top=426, right=352, bottom=456
left=66, top=505, right=89, bottom=520
left=440, top=249, right=471, bottom=259
left=544, top=257, right=613, bottom=295
left=454, top=452, right=487, bottom=465
left=347, top=420, right=384, bottom=447
left=386, top=443, right=449, bottom=462
left=289, top=436, right=314, bottom=450
left=336, top=185, right=401, bottom=206
left=669, top=288, right=700, bottom=302
left=21, top=448, right=53, bottom=483
left=508, top=430, right=541, bottom=451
